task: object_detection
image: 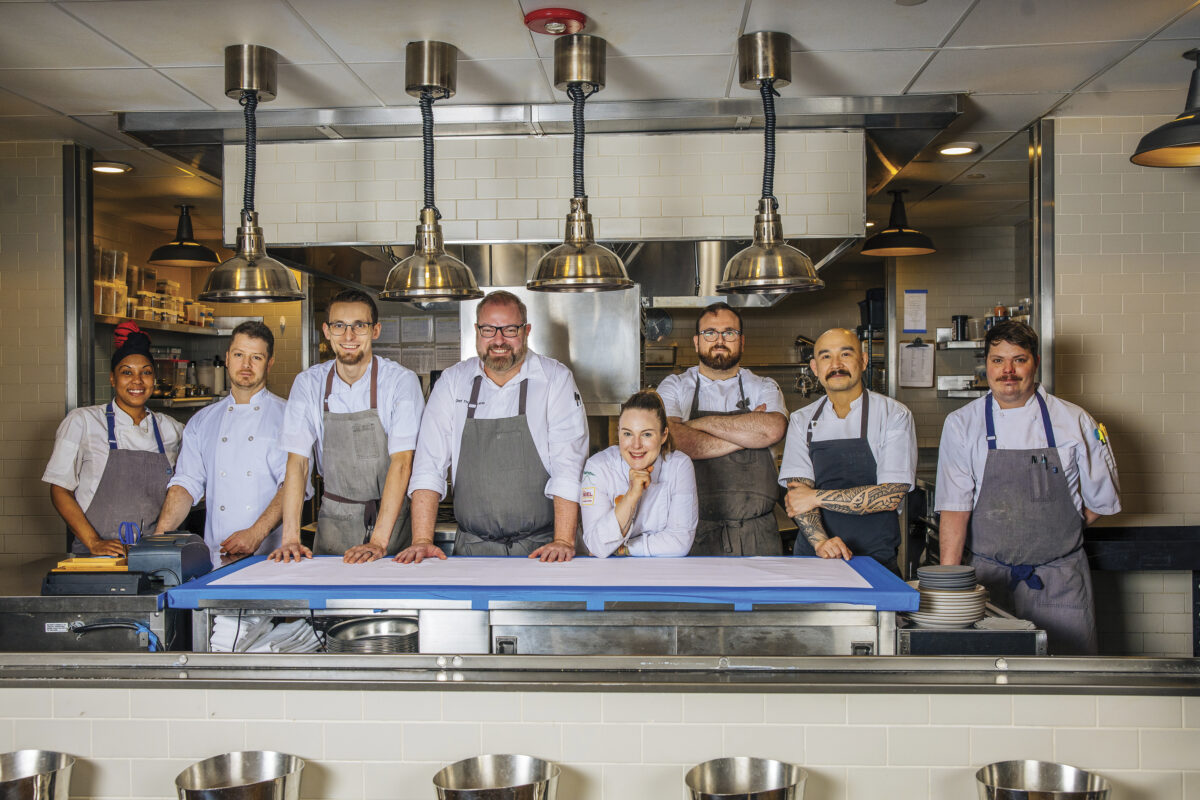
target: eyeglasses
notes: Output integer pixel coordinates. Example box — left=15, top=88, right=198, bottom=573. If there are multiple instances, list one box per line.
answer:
left=698, top=328, right=741, bottom=342
left=476, top=323, right=526, bottom=339
left=328, top=321, right=373, bottom=336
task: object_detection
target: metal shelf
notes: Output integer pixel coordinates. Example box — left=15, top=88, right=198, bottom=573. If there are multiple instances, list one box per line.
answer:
left=95, top=314, right=222, bottom=337
left=937, top=341, right=983, bottom=350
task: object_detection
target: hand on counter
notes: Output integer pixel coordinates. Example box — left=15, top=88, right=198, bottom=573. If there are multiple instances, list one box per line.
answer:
left=814, top=536, right=853, bottom=560
left=529, top=539, right=576, bottom=562
left=220, top=528, right=265, bottom=556
left=268, top=542, right=312, bottom=562
left=784, top=483, right=821, bottom=517
left=394, top=542, right=447, bottom=564
left=344, top=542, right=386, bottom=564
left=86, top=538, right=127, bottom=558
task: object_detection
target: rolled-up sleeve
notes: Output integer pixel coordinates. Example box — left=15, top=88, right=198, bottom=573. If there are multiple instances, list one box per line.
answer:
left=1074, top=411, right=1121, bottom=516
left=408, top=377, right=455, bottom=499
left=935, top=411, right=978, bottom=512
left=166, top=415, right=207, bottom=505
left=279, top=372, right=320, bottom=459
left=778, top=410, right=816, bottom=487
left=386, top=369, right=425, bottom=454
left=580, top=458, right=623, bottom=558
left=544, top=367, right=588, bottom=503
left=656, top=373, right=686, bottom=419
left=630, top=455, right=697, bottom=558
left=876, top=404, right=918, bottom=490
left=42, top=411, right=86, bottom=491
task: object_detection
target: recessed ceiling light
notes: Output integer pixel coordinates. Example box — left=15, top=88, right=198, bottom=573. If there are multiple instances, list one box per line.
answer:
left=939, top=141, right=980, bottom=156
left=93, top=161, right=133, bottom=174
left=865, top=221, right=876, bottom=227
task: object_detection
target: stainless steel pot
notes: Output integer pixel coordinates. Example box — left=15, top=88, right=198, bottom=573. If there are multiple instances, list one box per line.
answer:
left=432, top=754, right=559, bottom=800
left=0, top=750, right=75, bottom=800
left=976, top=760, right=1110, bottom=800
left=685, top=756, right=807, bottom=800
left=175, top=751, right=304, bottom=800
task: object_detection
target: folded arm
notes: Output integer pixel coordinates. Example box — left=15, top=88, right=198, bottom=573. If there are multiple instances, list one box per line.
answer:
left=786, top=482, right=908, bottom=517
left=784, top=478, right=852, bottom=560
left=684, top=409, right=787, bottom=450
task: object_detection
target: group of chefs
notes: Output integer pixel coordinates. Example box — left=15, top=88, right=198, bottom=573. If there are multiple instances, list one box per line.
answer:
left=42, top=289, right=1120, bottom=654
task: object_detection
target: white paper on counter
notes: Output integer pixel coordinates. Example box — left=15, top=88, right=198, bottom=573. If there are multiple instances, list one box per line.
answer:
left=902, top=289, right=927, bottom=333
left=210, top=556, right=871, bottom=590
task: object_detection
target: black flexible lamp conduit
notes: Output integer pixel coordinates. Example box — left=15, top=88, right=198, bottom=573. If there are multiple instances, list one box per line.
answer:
left=239, top=90, right=258, bottom=214
left=567, top=82, right=597, bottom=198
left=759, top=77, right=779, bottom=211
left=419, top=89, right=440, bottom=218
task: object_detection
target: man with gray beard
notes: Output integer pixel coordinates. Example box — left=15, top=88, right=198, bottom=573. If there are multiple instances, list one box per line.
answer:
left=397, top=290, right=589, bottom=561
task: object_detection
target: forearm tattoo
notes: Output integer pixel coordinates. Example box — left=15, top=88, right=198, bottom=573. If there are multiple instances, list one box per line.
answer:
left=785, top=477, right=829, bottom=548
left=817, top=483, right=908, bottom=515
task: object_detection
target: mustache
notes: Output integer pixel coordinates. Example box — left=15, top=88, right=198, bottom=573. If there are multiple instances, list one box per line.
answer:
left=825, top=369, right=851, bottom=378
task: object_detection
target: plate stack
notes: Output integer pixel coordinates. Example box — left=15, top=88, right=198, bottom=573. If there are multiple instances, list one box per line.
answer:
left=905, top=565, right=987, bottom=628
left=325, top=617, right=418, bottom=654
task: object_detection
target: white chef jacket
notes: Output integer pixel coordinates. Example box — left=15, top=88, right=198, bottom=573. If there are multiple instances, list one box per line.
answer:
left=778, top=390, right=917, bottom=495
left=408, top=351, right=589, bottom=502
left=168, top=389, right=311, bottom=566
left=42, top=404, right=184, bottom=512
left=935, top=385, right=1121, bottom=517
left=580, top=447, right=698, bottom=558
left=280, top=356, right=424, bottom=472
left=657, top=366, right=786, bottom=420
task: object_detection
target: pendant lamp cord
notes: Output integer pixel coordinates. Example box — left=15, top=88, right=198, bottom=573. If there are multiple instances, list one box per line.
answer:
left=567, top=82, right=598, bottom=198
left=239, top=90, right=258, bottom=213
left=419, top=89, right=441, bottom=218
left=760, top=77, right=780, bottom=210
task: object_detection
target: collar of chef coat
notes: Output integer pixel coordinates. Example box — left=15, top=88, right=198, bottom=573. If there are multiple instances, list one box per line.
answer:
left=694, top=366, right=744, bottom=387
left=327, top=356, right=376, bottom=394
left=221, top=386, right=273, bottom=409
left=988, top=383, right=1048, bottom=415
left=813, top=390, right=865, bottom=423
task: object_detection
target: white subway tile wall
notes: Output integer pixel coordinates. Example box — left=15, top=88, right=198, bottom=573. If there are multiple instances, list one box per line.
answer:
left=0, top=142, right=66, bottom=567
left=1, top=688, right=1197, bottom=800
left=223, top=132, right=866, bottom=246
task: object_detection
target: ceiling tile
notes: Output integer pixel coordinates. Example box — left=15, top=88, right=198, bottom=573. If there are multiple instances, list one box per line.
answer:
left=290, top=0, right=539, bottom=62
left=567, top=55, right=734, bottom=102
left=953, top=93, right=1066, bottom=133
left=745, top=0, right=975, bottom=50
left=759, top=50, right=932, bottom=97
left=0, top=68, right=213, bottom=115
left=1051, top=88, right=1184, bottom=118
left=353, top=59, right=554, bottom=106
left=0, top=86, right=54, bottom=116
left=162, top=63, right=384, bottom=110
left=522, top=0, right=746, bottom=58
left=0, top=3, right=141, bottom=68
left=1081, top=39, right=1197, bottom=93
left=945, top=0, right=1189, bottom=46
left=1155, top=4, right=1200, bottom=38
left=0, top=114, right=127, bottom=150
left=911, top=42, right=1135, bottom=94
left=61, top=0, right=337, bottom=67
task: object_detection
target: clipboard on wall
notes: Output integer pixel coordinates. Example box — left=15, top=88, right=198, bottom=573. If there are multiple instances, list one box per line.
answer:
left=899, top=337, right=934, bottom=388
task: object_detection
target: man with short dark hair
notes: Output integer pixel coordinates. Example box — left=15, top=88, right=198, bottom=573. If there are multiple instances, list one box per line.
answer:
left=656, top=302, right=788, bottom=555
left=272, top=289, right=425, bottom=563
left=156, top=321, right=307, bottom=566
left=936, top=320, right=1120, bottom=654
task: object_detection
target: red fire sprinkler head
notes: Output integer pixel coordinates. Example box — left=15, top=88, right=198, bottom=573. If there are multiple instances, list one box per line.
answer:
left=524, top=7, right=587, bottom=35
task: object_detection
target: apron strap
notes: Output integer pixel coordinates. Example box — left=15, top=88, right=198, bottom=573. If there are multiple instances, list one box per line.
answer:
left=735, top=371, right=750, bottom=411
left=985, top=389, right=1056, bottom=450
left=859, top=389, right=870, bottom=439
left=106, top=402, right=165, bottom=455
left=323, top=363, right=335, bottom=414
left=689, top=373, right=701, bottom=420
left=806, top=397, right=828, bottom=447
left=1034, top=389, right=1056, bottom=448
left=466, top=374, right=484, bottom=419
left=975, top=543, right=1081, bottom=592
left=323, top=358, right=379, bottom=414
left=518, top=378, right=528, bottom=416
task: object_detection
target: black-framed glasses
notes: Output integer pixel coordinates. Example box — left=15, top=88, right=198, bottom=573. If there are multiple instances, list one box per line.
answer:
left=476, top=323, right=526, bottom=339
left=327, top=321, right=373, bottom=336
left=699, top=328, right=741, bottom=342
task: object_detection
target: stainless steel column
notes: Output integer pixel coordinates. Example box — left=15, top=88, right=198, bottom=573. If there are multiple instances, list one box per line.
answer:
left=1031, top=120, right=1055, bottom=392
left=62, top=144, right=94, bottom=412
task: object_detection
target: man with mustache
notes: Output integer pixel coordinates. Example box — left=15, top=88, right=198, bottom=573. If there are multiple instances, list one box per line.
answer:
left=271, top=289, right=425, bottom=563
left=657, top=302, right=788, bottom=555
left=935, top=320, right=1120, bottom=654
left=397, top=290, right=589, bottom=562
left=780, top=328, right=916, bottom=574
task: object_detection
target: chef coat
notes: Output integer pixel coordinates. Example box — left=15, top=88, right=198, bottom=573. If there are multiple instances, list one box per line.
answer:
left=658, top=366, right=786, bottom=420
left=279, top=357, right=424, bottom=471
left=778, top=390, right=917, bottom=494
left=408, top=351, right=589, bottom=502
left=168, top=388, right=311, bottom=565
left=580, top=447, right=698, bottom=558
left=42, top=404, right=184, bottom=510
left=935, top=385, right=1120, bottom=517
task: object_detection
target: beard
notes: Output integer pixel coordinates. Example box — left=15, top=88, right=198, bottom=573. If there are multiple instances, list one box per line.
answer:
left=699, top=347, right=740, bottom=371
left=481, top=340, right=526, bottom=373
left=336, top=347, right=367, bottom=366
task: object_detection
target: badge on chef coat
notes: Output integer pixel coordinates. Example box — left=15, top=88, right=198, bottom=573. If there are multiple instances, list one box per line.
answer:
left=581, top=486, right=595, bottom=506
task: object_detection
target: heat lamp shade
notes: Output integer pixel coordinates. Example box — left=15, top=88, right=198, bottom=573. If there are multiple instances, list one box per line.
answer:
left=199, top=253, right=303, bottom=303
left=379, top=250, right=483, bottom=302
left=716, top=241, right=824, bottom=294
left=528, top=240, right=633, bottom=292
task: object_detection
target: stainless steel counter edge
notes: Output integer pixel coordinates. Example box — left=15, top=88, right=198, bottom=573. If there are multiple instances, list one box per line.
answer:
left=1, top=653, right=1197, bottom=694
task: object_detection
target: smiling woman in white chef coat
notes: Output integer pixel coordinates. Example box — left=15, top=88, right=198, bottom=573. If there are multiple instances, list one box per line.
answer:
left=581, top=390, right=698, bottom=558
left=43, top=322, right=184, bottom=556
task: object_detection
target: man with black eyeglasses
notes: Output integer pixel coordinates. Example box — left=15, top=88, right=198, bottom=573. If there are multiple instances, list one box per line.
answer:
left=657, top=302, right=788, bottom=555
left=271, top=289, right=425, bottom=563
left=397, top=290, right=589, bottom=562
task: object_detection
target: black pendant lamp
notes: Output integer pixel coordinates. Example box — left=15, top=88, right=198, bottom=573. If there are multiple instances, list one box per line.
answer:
left=1131, top=49, right=1200, bottom=167
left=860, top=190, right=936, bottom=257
left=199, top=44, right=304, bottom=303
left=528, top=34, right=632, bottom=292
left=717, top=32, right=823, bottom=294
left=148, top=204, right=219, bottom=268
left=380, top=41, right=482, bottom=302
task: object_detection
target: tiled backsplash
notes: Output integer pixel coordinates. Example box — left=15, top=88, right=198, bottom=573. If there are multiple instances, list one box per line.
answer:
left=223, top=131, right=865, bottom=246
left=2, top=687, right=1197, bottom=800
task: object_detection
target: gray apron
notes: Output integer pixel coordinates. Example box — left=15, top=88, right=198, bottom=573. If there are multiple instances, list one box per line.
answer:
left=966, top=390, right=1097, bottom=655
left=75, top=403, right=172, bottom=553
left=315, top=358, right=410, bottom=556
left=793, top=391, right=901, bottom=574
left=453, top=375, right=555, bottom=556
left=687, top=372, right=783, bottom=556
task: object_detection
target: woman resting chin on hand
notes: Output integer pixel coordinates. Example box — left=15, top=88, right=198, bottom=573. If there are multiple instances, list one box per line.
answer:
left=579, top=390, right=698, bottom=558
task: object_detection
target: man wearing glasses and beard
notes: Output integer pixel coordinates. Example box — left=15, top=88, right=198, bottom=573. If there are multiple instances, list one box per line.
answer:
left=657, top=302, right=788, bottom=555
left=397, top=290, right=589, bottom=562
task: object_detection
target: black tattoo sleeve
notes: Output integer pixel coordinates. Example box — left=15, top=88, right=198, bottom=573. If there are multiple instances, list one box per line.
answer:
left=816, top=483, right=908, bottom=515
left=785, top=476, right=829, bottom=548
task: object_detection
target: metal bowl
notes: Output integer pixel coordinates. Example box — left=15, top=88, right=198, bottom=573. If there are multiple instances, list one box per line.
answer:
left=175, top=751, right=304, bottom=800
left=0, top=750, right=76, bottom=800
left=685, top=756, right=807, bottom=800
left=433, top=754, right=559, bottom=800
left=976, top=760, right=1110, bottom=800
left=325, top=617, right=418, bottom=654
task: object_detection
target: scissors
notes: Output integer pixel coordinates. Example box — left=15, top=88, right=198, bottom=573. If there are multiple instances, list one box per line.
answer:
left=117, top=522, right=141, bottom=547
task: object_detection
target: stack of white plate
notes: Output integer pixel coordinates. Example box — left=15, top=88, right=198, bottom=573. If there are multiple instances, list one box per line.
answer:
left=905, top=566, right=987, bottom=628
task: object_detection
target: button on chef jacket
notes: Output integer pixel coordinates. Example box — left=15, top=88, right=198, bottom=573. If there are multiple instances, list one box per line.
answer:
left=42, top=404, right=184, bottom=511
left=168, top=388, right=310, bottom=566
left=279, top=357, right=424, bottom=471
left=408, top=351, right=589, bottom=502
left=580, top=447, right=698, bottom=558
left=935, top=385, right=1120, bottom=516
left=778, top=390, right=917, bottom=493
left=657, top=366, right=786, bottom=420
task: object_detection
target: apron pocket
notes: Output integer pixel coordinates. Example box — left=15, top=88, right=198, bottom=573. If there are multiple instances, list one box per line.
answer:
left=1028, top=462, right=1052, bottom=503
left=351, top=422, right=382, bottom=460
